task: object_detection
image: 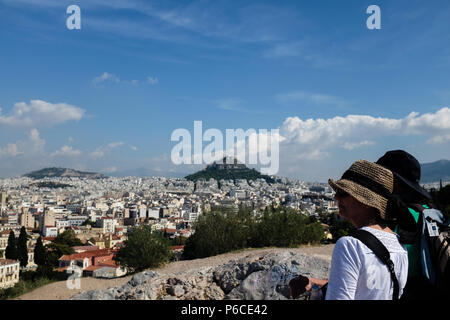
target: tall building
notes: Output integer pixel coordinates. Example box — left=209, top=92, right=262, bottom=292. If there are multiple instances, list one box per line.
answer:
left=0, top=192, right=6, bottom=208
left=39, top=210, right=55, bottom=232
left=20, top=212, right=35, bottom=229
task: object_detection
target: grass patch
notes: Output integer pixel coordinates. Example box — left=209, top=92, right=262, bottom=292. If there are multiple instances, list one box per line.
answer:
left=0, top=277, right=57, bottom=300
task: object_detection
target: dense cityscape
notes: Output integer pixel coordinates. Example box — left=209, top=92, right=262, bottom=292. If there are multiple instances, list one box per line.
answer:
left=0, top=170, right=340, bottom=290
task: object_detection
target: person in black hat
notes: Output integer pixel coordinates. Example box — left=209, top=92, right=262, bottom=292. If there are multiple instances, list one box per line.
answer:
left=376, top=150, right=431, bottom=202
left=375, top=150, right=436, bottom=300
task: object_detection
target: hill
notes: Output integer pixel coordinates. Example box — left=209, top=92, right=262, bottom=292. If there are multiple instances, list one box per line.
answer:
left=23, top=167, right=105, bottom=179
left=421, top=159, right=450, bottom=183
left=185, top=157, right=274, bottom=183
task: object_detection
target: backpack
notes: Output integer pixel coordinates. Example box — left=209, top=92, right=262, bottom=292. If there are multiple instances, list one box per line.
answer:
left=402, top=204, right=450, bottom=294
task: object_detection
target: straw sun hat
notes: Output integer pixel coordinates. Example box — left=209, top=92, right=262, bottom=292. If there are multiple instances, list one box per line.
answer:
left=328, top=159, right=395, bottom=220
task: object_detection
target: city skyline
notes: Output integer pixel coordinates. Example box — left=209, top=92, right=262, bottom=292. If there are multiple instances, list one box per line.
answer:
left=1, top=0, right=450, bottom=182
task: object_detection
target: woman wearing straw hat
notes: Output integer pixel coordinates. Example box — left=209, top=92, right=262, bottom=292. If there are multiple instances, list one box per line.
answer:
left=304, top=159, right=409, bottom=299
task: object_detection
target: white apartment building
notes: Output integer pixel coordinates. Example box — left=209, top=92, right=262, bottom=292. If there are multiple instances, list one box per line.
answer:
left=97, top=217, right=115, bottom=234
left=182, top=211, right=198, bottom=222
left=7, top=214, right=18, bottom=225
left=0, top=259, right=20, bottom=289
left=55, top=219, right=71, bottom=229
left=67, top=216, right=87, bottom=226
left=147, top=208, right=160, bottom=219
left=43, top=226, right=58, bottom=237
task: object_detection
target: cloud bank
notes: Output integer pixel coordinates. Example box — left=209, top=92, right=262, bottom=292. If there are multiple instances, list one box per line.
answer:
left=279, top=107, right=450, bottom=159
left=0, top=100, right=85, bottom=127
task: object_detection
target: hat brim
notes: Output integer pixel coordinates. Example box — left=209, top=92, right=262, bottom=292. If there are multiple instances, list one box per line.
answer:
left=328, top=178, right=389, bottom=220
left=393, top=171, right=431, bottom=200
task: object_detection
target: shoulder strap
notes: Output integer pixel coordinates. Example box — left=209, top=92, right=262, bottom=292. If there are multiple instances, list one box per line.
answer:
left=408, top=203, right=425, bottom=213
left=350, top=229, right=400, bottom=300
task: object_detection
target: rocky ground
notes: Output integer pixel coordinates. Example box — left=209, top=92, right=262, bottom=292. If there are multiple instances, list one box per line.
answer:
left=16, top=245, right=334, bottom=300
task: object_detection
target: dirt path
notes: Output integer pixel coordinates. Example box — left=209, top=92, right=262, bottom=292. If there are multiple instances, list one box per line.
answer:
left=15, top=244, right=334, bottom=300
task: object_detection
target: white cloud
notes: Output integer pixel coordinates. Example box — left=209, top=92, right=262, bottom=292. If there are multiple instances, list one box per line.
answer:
left=107, top=141, right=124, bottom=149
left=0, top=143, right=21, bottom=158
left=278, top=107, right=450, bottom=161
left=93, top=72, right=120, bottom=84
left=427, top=134, right=450, bottom=144
left=89, top=150, right=105, bottom=159
left=28, top=128, right=46, bottom=153
left=90, top=141, right=125, bottom=159
left=50, top=145, right=82, bottom=157
left=0, top=100, right=85, bottom=127
left=0, top=129, right=45, bottom=160
left=130, top=145, right=138, bottom=151
left=147, top=77, right=159, bottom=85
left=342, top=140, right=375, bottom=150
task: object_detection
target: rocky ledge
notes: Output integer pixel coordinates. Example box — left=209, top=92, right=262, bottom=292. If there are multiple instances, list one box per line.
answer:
left=71, top=251, right=330, bottom=300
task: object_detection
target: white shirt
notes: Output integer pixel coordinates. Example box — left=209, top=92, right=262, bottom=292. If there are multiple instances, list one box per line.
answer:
left=325, top=226, right=408, bottom=300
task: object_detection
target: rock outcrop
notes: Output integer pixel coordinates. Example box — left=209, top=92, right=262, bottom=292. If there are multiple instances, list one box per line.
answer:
left=71, top=251, right=330, bottom=300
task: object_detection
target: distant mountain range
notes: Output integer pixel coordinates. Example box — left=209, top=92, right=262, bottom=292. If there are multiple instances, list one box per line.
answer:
left=23, top=167, right=105, bottom=179
left=185, top=157, right=275, bottom=183
left=421, top=159, right=450, bottom=183
left=21, top=159, right=449, bottom=183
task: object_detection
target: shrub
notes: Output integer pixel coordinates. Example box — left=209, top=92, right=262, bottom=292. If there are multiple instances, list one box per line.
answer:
left=114, top=226, right=172, bottom=273
left=183, top=206, right=324, bottom=259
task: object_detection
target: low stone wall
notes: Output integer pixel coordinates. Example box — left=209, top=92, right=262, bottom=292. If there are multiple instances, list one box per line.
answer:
left=71, top=251, right=330, bottom=300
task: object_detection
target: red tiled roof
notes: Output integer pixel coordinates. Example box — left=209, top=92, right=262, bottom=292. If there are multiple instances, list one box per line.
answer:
left=0, top=259, right=19, bottom=266
left=98, top=260, right=119, bottom=268
left=72, top=245, right=100, bottom=252
left=59, top=249, right=112, bottom=261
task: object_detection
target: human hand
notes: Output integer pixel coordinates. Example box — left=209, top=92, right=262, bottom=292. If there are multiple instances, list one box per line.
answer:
left=306, top=277, right=329, bottom=291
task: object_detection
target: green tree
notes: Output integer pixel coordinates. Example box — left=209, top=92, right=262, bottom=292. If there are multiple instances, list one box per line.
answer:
left=183, top=206, right=255, bottom=259
left=34, top=236, right=47, bottom=266
left=5, top=230, right=17, bottom=260
left=53, top=229, right=83, bottom=247
left=329, top=214, right=355, bottom=242
left=45, top=242, right=74, bottom=269
left=431, top=184, right=450, bottom=219
left=17, top=227, right=29, bottom=267
left=39, top=229, right=83, bottom=269
left=81, top=219, right=96, bottom=227
left=114, top=226, right=172, bottom=273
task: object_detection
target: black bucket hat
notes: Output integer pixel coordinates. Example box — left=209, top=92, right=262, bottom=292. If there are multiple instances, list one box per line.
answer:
left=376, top=150, right=431, bottom=200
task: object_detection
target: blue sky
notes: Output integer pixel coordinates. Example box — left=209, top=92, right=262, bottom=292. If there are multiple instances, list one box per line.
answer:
left=0, top=0, right=450, bottom=181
